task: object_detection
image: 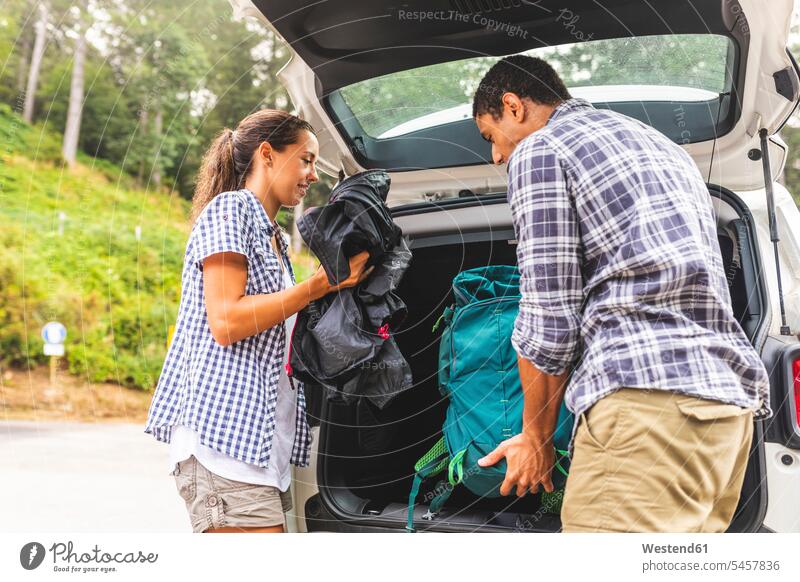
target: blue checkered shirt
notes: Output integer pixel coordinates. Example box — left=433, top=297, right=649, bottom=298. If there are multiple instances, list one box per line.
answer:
left=144, top=188, right=312, bottom=468
left=507, top=98, right=771, bottom=453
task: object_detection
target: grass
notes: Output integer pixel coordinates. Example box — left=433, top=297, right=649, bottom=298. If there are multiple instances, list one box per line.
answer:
left=0, top=103, right=319, bottom=394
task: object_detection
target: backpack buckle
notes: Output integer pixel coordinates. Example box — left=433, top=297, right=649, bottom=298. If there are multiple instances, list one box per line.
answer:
left=422, top=510, right=437, bottom=520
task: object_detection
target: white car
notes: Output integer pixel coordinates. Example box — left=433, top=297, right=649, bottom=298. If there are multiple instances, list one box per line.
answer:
left=230, top=0, right=800, bottom=533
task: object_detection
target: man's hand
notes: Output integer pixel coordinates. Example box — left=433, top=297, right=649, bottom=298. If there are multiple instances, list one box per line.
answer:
left=477, top=433, right=555, bottom=497
left=480, top=354, right=570, bottom=497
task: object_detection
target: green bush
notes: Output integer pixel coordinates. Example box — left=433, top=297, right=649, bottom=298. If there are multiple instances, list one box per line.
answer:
left=0, top=103, right=63, bottom=166
left=0, top=106, right=327, bottom=392
left=0, top=109, right=190, bottom=391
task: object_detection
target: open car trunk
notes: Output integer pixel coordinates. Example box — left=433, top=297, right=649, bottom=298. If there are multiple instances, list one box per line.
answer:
left=305, top=184, right=770, bottom=533
left=236, top=0, right=798, bottom=196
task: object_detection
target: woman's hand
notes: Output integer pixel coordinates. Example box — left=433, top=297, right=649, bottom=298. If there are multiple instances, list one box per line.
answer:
left=313, top=250, right=374, bottom=295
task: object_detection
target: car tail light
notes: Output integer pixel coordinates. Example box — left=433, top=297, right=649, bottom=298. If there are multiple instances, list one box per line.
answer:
left=794, top=358, right=800, bottom=430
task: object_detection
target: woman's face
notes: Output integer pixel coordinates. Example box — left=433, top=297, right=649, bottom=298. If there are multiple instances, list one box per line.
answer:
left=264, top=130, right=320, bottom=207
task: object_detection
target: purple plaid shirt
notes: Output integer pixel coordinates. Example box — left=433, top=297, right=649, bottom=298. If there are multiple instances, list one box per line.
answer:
left=506, top=98, right=771, bottom=453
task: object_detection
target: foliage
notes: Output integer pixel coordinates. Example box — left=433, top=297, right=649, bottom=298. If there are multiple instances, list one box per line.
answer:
left=0, top=107, right=190, bottom=390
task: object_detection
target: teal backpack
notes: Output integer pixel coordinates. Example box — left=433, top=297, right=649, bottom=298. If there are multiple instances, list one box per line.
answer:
left=406, top=265, right=574, bottom=531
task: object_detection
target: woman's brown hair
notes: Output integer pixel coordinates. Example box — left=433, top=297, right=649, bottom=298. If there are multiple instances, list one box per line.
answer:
left=190, top=109, right=315, bottom=222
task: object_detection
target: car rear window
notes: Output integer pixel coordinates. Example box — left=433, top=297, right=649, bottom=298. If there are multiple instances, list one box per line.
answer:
left=338, top=34, right=733, bottom=139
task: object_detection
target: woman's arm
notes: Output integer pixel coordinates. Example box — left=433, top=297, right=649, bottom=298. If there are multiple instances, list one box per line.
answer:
left=203, top=250, right=372, bottom=346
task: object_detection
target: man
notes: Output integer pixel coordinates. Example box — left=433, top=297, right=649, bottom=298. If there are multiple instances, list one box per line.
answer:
left=473, top=55, right=770, bottom=532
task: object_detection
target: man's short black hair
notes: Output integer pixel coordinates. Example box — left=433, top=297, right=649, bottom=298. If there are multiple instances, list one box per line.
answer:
left=472, top=55, right=571, bottom=118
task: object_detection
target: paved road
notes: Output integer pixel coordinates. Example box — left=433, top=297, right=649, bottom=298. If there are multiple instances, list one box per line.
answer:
left=0, top=420, right=189, bottom=532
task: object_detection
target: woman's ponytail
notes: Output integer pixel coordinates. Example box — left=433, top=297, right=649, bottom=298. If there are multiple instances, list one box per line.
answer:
left=190, top=128, right=239, bottom=222
left=190, top=110, right=315, bottom=223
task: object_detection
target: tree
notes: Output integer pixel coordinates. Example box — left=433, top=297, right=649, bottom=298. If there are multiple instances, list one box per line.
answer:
left=167, top=8, right=292, bottom=200
left=62, top=4, right=87, bottom=167
left=9, top=0, right=37, bottom=99
left=22, top=0, right=47, bottom=123
left=6, top=0, right=309, bottom=206
left=107, top=2, right=210, bottom=192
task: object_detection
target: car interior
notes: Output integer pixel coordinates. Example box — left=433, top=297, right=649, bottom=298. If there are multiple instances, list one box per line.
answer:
left=303, top=184, right=770, bottom=532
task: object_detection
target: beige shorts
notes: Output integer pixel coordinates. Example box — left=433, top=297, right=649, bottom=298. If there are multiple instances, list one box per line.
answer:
left=560, top=387, right=754, bottom=533
left=172, top=455, right=293, bottom=533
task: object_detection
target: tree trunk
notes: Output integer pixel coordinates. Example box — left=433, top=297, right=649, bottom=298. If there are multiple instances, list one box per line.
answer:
left=152, top=105, right=163, bottom=189
left=23, top=2, right=48, bottom=123
left=62, top=28, right=86, bottom=168
left=16, top=22, right=32, bottom=95
left=137, top=107, right=149, bottom=185
left=292, top=199, right=304, bottom=254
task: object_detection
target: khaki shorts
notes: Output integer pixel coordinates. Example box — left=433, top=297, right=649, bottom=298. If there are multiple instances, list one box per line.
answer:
left=561, top=387, right=754, bottom=533
left=172, top=455, right=293, bottom=533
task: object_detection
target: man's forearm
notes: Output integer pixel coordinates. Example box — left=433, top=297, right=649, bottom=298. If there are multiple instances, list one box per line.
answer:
left=517, top=354, right=570, bottom=447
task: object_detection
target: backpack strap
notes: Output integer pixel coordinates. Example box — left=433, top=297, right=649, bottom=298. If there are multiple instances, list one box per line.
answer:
left=406, top=436, right=450, bottom=532
left=541, top=448, right=571, bottom=514
left=414, top=445, right=468, bottom=523
left=431, top=304, right=455, bottom=333
left=426, top=478, right=453, bottom=517
left=447, top=447, right=468, bottom=486
left=554, top=448, right=570, bottom=478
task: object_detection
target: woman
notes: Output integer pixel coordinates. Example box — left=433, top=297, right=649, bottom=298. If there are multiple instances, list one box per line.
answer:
left=144, top=110, right=372, bottom=533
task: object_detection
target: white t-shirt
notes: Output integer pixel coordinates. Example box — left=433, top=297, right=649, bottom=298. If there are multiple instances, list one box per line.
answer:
left=169, top=263, right=298, bottom=492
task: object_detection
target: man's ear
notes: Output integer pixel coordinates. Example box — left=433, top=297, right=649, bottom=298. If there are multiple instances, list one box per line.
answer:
left=501, top=92, right=527, bottom=123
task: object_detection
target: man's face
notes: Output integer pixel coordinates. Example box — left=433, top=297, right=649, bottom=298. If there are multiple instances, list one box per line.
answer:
left=475, top=93, right=555, bottom=165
